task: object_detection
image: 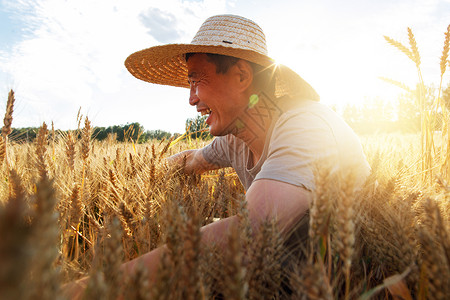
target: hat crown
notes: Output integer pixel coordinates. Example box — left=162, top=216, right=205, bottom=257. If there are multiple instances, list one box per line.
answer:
left=191, top=15, right=268, bottom=56
left=125, top=14, right=319, bottom=101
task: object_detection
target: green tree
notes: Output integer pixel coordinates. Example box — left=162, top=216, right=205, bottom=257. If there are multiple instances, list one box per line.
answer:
left=185, top=115, right=212, bottom=140
left=145, top=129, right=172, bottom=140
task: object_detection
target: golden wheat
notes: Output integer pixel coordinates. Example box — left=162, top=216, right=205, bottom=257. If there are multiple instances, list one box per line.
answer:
left=2, top=28, right=450, bottom=299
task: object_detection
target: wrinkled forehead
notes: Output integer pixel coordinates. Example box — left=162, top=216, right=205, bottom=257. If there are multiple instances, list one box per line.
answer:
left=186, top=54, right=217, bottom=73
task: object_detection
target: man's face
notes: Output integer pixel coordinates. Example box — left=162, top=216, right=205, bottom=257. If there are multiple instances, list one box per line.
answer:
left=186, top=53, right=248, bottom=136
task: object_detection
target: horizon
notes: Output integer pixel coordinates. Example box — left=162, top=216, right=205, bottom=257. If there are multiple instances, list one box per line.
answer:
left=1, top=0, right=449, bottom=133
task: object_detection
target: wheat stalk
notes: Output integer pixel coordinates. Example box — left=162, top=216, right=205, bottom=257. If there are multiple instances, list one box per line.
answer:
left=438, top=25, right=450, bottom=179
left=384, top=36, right=415, bottom=63
left=334, top=174, right=356, bottom=300
left=0, top=169, right=30, bottom=300
left=384, top=27, right=432, bottom=183
left=28, top=172, right=61, bottom=299
left=222, top=222, right=247, bottom=300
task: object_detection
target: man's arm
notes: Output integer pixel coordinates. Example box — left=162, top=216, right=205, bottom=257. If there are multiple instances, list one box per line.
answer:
left=125, top=179, right=310, bottom=278
left=167, top=149, right=222, bottom=174
left=64, top=179, right=310, bottom=299
left=200, top=179, right=311, bottom=245
left=246, top=179, right=311, bottom=232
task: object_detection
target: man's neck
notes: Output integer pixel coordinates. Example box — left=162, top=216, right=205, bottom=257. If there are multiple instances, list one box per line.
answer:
left=235, top=121, right=268, bottom=164
left=233, top=92, right=283, bottom=164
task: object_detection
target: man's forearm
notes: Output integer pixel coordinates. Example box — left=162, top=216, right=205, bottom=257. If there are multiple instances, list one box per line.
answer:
left=168, top=149, right=220, bottom=174
left=167, top=150, right=195, bottom=171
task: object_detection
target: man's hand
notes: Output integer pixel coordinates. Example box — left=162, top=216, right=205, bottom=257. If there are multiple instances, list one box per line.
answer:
left=167, top=149, right=222, bottom=174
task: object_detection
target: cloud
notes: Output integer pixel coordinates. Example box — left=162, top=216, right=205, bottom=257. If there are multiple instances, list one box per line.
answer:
left=0, top=0, right=230, bottom=131
left=3, top=0, right=445, bottom=132
left=139, top=8, right=181, bottom=43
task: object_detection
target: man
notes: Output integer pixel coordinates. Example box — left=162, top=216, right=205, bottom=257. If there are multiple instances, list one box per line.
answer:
left=125, top=12, right=369, bottom=227
left=68, top=14, right=370, bottom=298
left=124, top=11, right=369, bottom=273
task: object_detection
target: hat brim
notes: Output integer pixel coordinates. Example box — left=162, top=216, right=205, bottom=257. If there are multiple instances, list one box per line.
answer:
left=125, top=43, right=275, bottom=88
left=125, top=44, right=320, bottom=101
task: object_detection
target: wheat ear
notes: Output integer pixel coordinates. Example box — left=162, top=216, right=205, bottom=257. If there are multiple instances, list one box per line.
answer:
left=122, top=262, right=151, bottom=300
left=0, top=135, right=5, bottom=165
left=407, top=27, right=421, bottom=67
left=247, top=219, right=283, bottom=300
left=379, top=77, right=414, bottom=94
left=181, top=210, right=202, bottom=300
left=151, top=201, right=185, bottom=299
left=81, top=117, right=92, bottom=163
left=384, top=36, right=416, bottom=63
left=291, top=259, right=333, bottom=300
left=309, top=167, right=333, bottom=257
left=416, top=199, right=450, bottom=299
left=440, top=24, right=450, bottom=78
left=103, top=217, right=125, bottom=299
left=1, top=89, right=15, bottom=166
left=65, top=131, right=76, bottom=172
left=417, top=227, right=449, bottom=300
left=35, top=122, right=49, bottom=177
left=2, top=89, right=14, bottom=137
left=68, top=184, right=82, bottom=229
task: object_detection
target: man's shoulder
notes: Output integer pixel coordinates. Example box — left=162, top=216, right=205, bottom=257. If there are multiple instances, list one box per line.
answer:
left=270, top=99, right=362, bottom=149
left=279, top=100, right=334, bottom=118
left=280, top=99, right=362, bottom=132
left=274, top=100, right=339, bottom=130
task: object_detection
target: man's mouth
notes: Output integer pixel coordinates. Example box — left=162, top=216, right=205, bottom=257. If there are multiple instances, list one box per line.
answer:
left=200, top=108, right=212, bottom=116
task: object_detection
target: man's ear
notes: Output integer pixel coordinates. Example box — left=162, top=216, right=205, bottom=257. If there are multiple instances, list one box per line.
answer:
left=234, top=59, right=254, bottom=91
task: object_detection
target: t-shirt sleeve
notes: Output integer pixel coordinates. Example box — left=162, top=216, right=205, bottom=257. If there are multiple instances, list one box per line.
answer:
left=201, top=136, right=233, bottom=168
left=255, top=111, right=339, bottom=190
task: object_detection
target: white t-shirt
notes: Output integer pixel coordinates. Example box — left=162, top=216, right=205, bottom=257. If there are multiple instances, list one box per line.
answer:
left=202, top=100, right=370, bottom=191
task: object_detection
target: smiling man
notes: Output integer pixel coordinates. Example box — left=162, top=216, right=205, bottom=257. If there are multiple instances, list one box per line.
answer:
left=66, top=14, right=370, bottom=298
left=124, top=12, right=370, bottom=279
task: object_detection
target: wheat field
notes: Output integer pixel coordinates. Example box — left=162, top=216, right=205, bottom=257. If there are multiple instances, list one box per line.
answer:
left=1, top=25, right=450, bottom=300
left=0, top=113, right=448, bottom=299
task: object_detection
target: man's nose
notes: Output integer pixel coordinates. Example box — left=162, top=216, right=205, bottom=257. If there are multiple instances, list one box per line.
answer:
left=189, top=85, right=199, bottom=106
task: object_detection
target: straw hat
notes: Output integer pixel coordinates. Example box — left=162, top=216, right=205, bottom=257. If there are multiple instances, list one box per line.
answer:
left=125, top=14, right=319, bottom=101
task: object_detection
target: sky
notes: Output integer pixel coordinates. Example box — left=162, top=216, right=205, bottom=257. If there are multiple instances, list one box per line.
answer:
left=0, top=0, right=449, bottom=133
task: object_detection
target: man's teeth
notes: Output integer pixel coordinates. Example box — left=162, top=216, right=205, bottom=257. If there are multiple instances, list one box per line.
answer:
left=201, top=109, right=212, bottom=116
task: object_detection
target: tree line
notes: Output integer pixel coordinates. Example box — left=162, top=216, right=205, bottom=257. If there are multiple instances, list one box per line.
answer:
left=8, top=83, right=450, bottom=143
left=9, top=122, right=175, bottom=144
left=9, top=117, right=212, bottom=144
